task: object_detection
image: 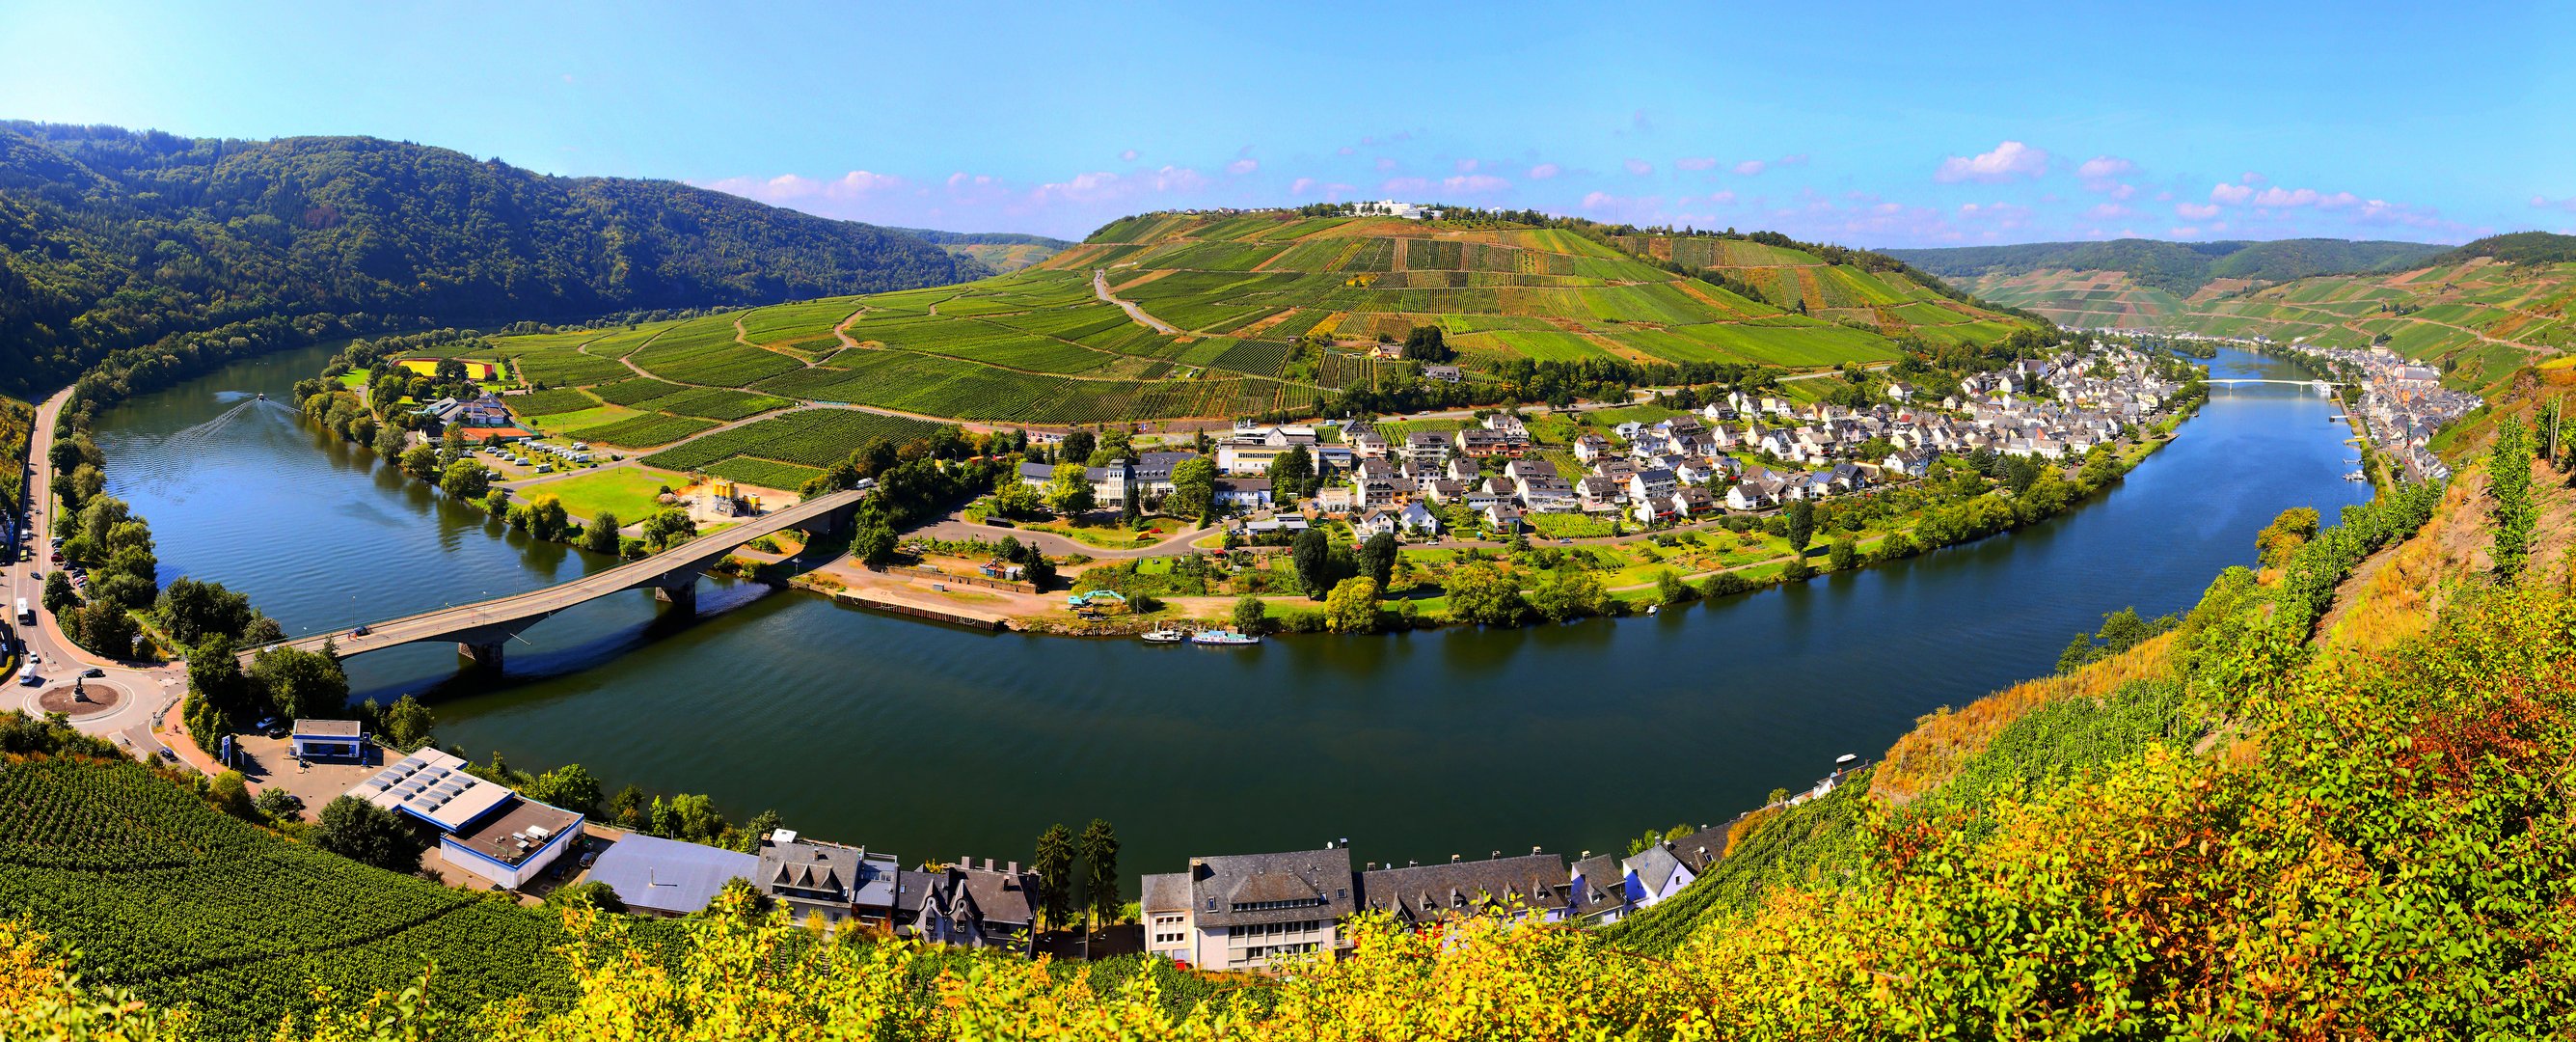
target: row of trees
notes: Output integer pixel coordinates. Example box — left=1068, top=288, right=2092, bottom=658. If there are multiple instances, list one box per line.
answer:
left=1032, top=819, right=1122, bottom=931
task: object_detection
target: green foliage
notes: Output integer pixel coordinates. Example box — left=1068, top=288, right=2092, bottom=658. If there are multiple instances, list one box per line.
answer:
left=2488, top=418, right=2535, bottom=581
left=1077, top=818, right=1121, bottom=927
left=1034, top=822, right=1076, bottom=929
left=0, top=123, right=983, bottom=396
left=1324, top=577, right=1383, bottom=633
left=1233, top=594, right=1269, bottom=635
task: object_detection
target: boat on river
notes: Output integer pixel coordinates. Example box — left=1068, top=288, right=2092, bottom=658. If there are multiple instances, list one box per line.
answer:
left=1140, top=628, right=1188, bottom=644
left=1190, top=629, right=1261, bottom=646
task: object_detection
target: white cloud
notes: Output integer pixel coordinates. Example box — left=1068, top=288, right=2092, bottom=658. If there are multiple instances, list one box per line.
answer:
left=1119, top=149, right=1139, bottom=162
left=1374, top=156, right=1398, bottom=172
left=1455, top=158, right=1479, bottom=174
left=1442, top=174, right=1509, bottom=195
left=1734, top=159, right=1767, bottom=177
left=2317, top=192, right=2360, bottom=209
left=2210, top=182, right=2255, bottom=205
left=1776, top=153, right=1809, bottom=167
left=1528, top=163, right=1559, bottom=179
left=2251, top=186, right=2322, bottom=207
left=2534, top=195, right=2576, bottom=212
left=2088, top=203, right=2131, bottom=219
left=1934, top=141, right=2049, bottom=183
left=2076, top=155, right=2135, bottom=180
left=2176, top=202, right=2221, bottom=219
left=1226, top=158, right=1259, bottom=176
left=1381, top=177, right=1430, bottom=194
left=2170, top=226, right=2201, bottom=237
left=1581, top=191, right=1613, bottom=209
left=1675, top=156, right=1718, bottom=171
left=1710, top=190, right=1738, bottom=205
left=2241, top=171, right=2267, bottom=184
left=1624, top=158, right=1654, bottom=177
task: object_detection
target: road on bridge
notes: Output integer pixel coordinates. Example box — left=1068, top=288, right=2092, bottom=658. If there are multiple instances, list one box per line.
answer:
left=243, top=486, right=867, bottom=666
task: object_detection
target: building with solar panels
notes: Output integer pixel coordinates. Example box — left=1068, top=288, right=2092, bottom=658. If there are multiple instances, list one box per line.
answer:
left=344, top=749, right=584, bottom=888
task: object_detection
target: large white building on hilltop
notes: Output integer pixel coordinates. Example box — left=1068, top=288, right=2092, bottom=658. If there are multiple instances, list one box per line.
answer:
left=1350, top=200, right=1438, bottom=220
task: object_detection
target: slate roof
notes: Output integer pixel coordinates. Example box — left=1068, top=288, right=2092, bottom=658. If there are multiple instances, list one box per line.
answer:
left=1356, top=854, right=1568, bottom=924
left=1185, top=848, right=1355, bottom=928
left=584, top=833, right=758, bottom=916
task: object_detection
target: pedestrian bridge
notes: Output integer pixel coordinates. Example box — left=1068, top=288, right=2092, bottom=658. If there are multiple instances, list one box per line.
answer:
left=2205, top=378, right=2342, bottom=392
left=242, top=488, right=866, bottom=671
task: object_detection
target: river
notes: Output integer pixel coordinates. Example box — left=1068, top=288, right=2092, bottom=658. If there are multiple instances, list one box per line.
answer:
left=93, top=344, right=2368, bottom=880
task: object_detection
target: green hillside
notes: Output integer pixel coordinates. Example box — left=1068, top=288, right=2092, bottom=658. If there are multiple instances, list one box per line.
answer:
left=890, top=227, right=1075, bottom=273
left=1891, top=237, right=2444, bottom=297
left=0, top=123, right=989, bottom=397
left=435, top=210, right=2041, bottom=479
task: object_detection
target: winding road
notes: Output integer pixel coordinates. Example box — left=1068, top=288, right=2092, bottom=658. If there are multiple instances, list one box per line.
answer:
left=1094, top=269, right=1180, bottom=334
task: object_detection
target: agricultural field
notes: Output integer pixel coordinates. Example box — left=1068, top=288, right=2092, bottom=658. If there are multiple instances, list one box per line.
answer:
left=517, top=466, right=689, bottom=522
left=0, top=756, right=616, bottom=1038
left=644, top=408, right=943, bottom=471
left=394, top=357, right=499, bottom=379
left=569, top=412, right=719, bottom=448
left=502, top=387, right=602, bottom=417
left=704, top=456, right=824, bottom=491
left=419, top=211, right=2042, bottom=470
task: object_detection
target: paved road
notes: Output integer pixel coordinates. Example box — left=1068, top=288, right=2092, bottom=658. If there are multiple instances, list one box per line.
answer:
left=6, top=385, right=190, bottom=760
left=247, top=486, right=867, bottom=662
left=1094, top=269, right=1180, bottom=334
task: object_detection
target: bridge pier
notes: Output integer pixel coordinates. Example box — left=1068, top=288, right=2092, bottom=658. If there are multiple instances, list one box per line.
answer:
left=653, top=579, right=697, bottom=615
left=458, top=641, right=505, bottom=672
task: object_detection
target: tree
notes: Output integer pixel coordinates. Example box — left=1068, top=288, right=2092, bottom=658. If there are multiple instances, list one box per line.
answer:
left=208, top=771, right=258, bottom=820
left=254, top=786, right=305, bottom=822
left=527, top=763, right=604, bottom=816
left=1444, top=562, right=1528, bottom=626
left=439, top=458, right=491, bottom=500
left=1655, top=569, right=1695, bottom=607
left=583, top=511, right=623, bottom=555
left=156, top=576, right=254, bottom=646
left=853, top=517, right=899, bottom=568
left=544, top=880, right=627, bottom=914
left=249, top=644, right=350, bottom=722
left=1044, top=464, right=1095, bottom=515
left=41, top=570, right=75, bottom=615
left=641, top=508, right=697, bottom=550
left=1169, top=456, right=1216, bottom=522
left=1034, top=823, right=1076, bottom=930
left=1828, top=538, right=1857, bottom=571
left=1057, top=429, right=1096, bottom=466
left=311, top=795, right=423, bottom=873
left=184, top=635, right=257, bottom=737
left=1324, top=577, right=1383, bottom=633
left=381, top=694, right=435, bottom=751
left=524, top=494, right=572, bottom=542
left=72, top=599, right=138, bottom=659
left=1401, top=324, right=1454, bottom=362
left=1526, top=569, right=1608, bottom=622
left=1783, top=499, right=1815, bottom=555
left=1361, top=531, right=1398, bottom=590
left=1233, top=594, right=1269, bottom=635
left=372, top=421, right=409, bottom=460
left=399, top=443, right=441, bottom=480
left=1292, top=528, right=1339, bottom=600
left=1267, top=444, right=1317, bottom=500
left=2253, top=507, right=2320, bottom=567
left=1077, top=818, right=1121, bottom=929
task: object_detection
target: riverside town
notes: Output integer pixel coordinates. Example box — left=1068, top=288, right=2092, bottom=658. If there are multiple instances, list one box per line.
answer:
left=2, top=3, right=2572, bottom=1037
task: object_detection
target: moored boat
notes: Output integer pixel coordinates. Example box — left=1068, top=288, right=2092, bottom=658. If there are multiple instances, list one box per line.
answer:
left=1190, top=629, right=1261, bottom=646
left=1140, top=628, right=1187, bottom=644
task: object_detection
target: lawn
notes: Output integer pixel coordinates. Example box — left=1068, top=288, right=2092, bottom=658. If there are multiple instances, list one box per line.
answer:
left=518, top=467, right=688, bottom=523
left=524, top=404, right=643, bottom=434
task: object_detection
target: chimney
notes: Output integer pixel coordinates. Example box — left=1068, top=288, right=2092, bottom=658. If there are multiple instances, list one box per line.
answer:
left=1450, top=854, right=1460, bottom=864
left=1532, top=845, right=1542, bottom=856
left=1007, top=861, right=1018, bottom=875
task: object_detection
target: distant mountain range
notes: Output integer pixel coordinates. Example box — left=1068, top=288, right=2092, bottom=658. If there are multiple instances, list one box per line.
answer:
left=0, top=122, right=990, bottom=394
left=889, top=227, right=1075, bottom=273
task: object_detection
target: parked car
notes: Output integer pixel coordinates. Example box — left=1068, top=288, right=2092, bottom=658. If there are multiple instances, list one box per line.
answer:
left=80, top=667, right=102, bottom=678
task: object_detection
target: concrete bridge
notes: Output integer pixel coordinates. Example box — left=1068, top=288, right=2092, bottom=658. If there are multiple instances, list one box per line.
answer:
left=2205, top=378, right=2343, bottom=393
left=244, top=488, right=866, bottom=671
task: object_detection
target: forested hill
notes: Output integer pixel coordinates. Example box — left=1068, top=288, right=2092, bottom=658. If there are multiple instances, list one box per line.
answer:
left=2432, top=231, right=2576, bottom=266
left=1888, top=237, right=2444, bottom=297
left=0, top=123, right=989, bottom=394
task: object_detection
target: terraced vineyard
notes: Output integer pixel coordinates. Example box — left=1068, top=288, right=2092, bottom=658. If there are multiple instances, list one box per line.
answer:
left=442, top=209, right=2040, bottom=477
left=0, top=756, right=649, bottom=1038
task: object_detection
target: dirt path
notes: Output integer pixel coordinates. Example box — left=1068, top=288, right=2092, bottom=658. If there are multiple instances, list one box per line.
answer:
left=1095, top=269, right=1180, bottom=334
left=911, top=511, right=1219, bottom=559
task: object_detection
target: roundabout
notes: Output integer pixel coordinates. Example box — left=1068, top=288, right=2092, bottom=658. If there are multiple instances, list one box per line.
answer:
left=37, top=678, right=128, bottom=721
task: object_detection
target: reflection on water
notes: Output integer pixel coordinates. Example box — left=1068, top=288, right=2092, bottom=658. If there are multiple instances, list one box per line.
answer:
left=96, top=343, right=2372, bottom=876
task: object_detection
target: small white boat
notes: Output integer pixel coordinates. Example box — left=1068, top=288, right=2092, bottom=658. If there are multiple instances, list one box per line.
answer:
left=1646, top=604, right=1660, bottom=615
left=1140, top=629, right=1187, bottom=644
left=1190, top=629, right=1261, bottom=646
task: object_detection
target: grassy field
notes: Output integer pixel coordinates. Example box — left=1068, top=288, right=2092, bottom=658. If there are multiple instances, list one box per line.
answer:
left=518, top=466, right=688, bottom=521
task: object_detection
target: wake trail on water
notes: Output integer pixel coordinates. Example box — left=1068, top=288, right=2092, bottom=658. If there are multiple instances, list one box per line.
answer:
left=107, top=398, right=304, bottom=493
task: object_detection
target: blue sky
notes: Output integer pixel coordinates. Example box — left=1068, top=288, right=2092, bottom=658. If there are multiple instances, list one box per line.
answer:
left=4, top=0, right=2567, bottom=246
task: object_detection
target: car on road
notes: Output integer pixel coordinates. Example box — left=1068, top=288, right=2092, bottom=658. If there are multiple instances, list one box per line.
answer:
left=80, top=667, right=102, bottom=678
left=578, top=850, right=598, bottom=869
left=352, top=623, right=371, bottom=637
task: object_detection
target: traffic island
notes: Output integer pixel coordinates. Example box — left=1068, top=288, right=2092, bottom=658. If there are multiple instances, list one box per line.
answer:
left=38, top=678, right=126, bottom=720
